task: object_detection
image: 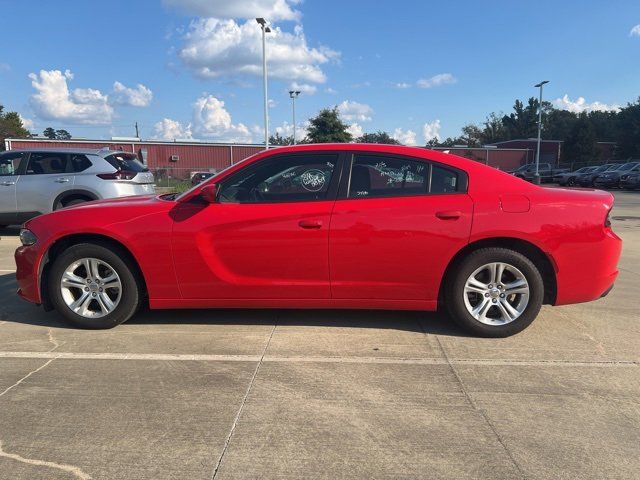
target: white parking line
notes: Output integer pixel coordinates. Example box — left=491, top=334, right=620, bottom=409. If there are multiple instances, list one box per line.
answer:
left=0, top=351, right=637, bottom=367
left=0, top=270, right=15, bottom=273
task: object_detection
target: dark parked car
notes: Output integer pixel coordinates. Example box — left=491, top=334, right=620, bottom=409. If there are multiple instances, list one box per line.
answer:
left=191, top=171, right=216, bottom=186
left=510, top=163, right=568, bottom=183
left=620, top=171, right=640, bottom=190
left=594, top=162, right=640, bottom=189
left=553, top=166, right=598, bottom=186
left=577, top=164, right=622, bottom=187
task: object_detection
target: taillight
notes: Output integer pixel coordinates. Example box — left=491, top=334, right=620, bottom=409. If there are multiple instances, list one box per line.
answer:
left=97, top=170, right=137, bottom=180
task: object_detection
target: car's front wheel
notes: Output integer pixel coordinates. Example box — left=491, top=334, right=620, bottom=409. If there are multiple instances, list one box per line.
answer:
left=48, top=243, right=141, bottom=329
left=445, top=248, right=544, bottom=337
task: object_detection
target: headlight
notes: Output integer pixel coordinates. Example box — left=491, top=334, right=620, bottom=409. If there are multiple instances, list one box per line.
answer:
left=19, top=229, right=37, bottom=246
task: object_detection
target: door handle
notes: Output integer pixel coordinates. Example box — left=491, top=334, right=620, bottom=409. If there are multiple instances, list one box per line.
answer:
left=1, top=181, right=16, bottom=186
left=435, top=210, right=462, bottom=220
left=298, top=220, right=323, bottom=229
left=55, top=178, right=70, bottom=183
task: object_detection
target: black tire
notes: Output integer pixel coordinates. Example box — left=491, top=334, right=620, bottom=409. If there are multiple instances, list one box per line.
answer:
left=444, top=248, right=544, bottom=337
left=567, top=177, right=576, bottom=186
left=48, top=242, right=141, bottom=329
left=55, top=197, right=91, bottom=210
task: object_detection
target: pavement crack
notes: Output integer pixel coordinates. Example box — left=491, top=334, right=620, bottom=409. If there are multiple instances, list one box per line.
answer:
left=0, top=440, right=92, bottom=479
left=0, top=356, right=59, bottom=399
left=210, top=320, right=277, bottom=479
left=431, top=333, right=528, bottom=480
left=47, top=328, right=62, bottom=352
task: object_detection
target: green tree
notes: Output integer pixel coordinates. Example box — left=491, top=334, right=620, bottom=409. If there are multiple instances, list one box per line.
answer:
left=481, top=112, right=508, bottom=144
left=0, top=105, right=31, bottom=151
left=268, top=132, right=294, bottom=146
left=306, top=107, right=352, bottom=143
left=43, top=127, right=57, bottom=139
left=614, top=99, right=640, bottom=159
left=544, top=109, right=578, bottom=142
left=563, top=113, right=598, bottom=164
left=55, top=129, right=72, bottom=140
left=501, top=98, right=548, bottom=140
left=357, top=131, right=400, bottom=144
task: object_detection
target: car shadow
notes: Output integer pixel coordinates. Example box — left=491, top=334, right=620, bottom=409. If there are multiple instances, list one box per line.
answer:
left=0, top=226, right=20, bottom=237
left=0, top=274, right=471, bottom=337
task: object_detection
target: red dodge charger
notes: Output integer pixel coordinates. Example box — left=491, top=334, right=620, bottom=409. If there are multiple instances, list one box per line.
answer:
left=15, top=144, right=621, bottom=337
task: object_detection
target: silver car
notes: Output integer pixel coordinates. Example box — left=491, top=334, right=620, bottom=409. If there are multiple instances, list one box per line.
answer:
left=0, top=148, right=155, bottom=227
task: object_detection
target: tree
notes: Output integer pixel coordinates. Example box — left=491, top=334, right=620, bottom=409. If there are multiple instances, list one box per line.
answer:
left=43, top=127, right=57, bottom=139
left=481, top=113, right=508, bottom=144
left=0, top=105, right=31, bottom=151
left=614, top=98, right=640, bottom=159
left=55, top=129, right=71, bottom=140
left=306, top=107, right=352, bottom=143
left=544, top=109, right=578, bottom=143
left=563, top=113, right=598, bottom=164
left=357, top=131, right=400, bottom=144
left=501, top=98, right=547, bottom=140
left=268, top=132, right=294, bottom=146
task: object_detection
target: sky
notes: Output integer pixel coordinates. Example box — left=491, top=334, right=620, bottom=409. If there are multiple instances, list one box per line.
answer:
left=1, top=0, right=639, bottom=145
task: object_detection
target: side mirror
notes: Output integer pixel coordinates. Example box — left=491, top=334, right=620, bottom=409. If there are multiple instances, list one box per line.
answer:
left=200, top=184, right=218, bottom=203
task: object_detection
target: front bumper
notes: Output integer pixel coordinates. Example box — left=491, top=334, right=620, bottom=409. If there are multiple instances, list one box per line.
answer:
left=15, top=244, right=42, bottom=305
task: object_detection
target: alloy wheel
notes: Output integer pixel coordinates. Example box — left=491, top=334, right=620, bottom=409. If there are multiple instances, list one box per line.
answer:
left=60, top=258, right=122, bottom=318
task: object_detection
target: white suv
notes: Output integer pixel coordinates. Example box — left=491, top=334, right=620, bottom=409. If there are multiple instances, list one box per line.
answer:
left=0, top=148, right=155, bottom=227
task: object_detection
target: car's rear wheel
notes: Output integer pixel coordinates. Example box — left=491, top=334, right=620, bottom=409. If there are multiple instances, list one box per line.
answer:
left=48, top=243, right=141, bottom=329
left=445, top=248, right=544, bottom=337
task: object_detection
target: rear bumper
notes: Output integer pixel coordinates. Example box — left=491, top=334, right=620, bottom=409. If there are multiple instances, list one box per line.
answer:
left=554, top=228, right=622, bottom=306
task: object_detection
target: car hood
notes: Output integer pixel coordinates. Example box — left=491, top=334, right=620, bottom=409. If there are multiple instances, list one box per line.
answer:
left=61, top=194, right=161, bottom=210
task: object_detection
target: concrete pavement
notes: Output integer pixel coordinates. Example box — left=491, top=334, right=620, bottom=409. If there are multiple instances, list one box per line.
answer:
left=0, top=191, right=638, bottom=479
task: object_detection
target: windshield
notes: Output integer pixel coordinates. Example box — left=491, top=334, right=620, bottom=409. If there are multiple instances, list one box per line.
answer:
left=619, top=163, right=639, bottom=171
left=606, top=164, right=623, bottom=171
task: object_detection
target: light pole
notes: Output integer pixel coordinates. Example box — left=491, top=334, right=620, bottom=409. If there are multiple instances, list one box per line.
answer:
left=533, top=80, right=549, bottom=185
left=289, top=90, right=300, bottom=144
left=256, top=18, right=271, bottom=148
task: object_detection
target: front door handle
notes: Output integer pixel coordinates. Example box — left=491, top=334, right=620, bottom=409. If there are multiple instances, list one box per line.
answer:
left=1, top=181, right=16, bottom=186
left=435, top=210, right=462, bottom=220
left=55, top=178, right=70, bottom=183
left=298, top=220, right=323, bottom=229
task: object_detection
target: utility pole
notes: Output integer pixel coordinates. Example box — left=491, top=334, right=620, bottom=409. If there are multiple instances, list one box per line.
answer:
left=289, top=90, right=301, bottom=144
left=256, top=18, right=271, bottom=148
left=533, top=80, right=549, bottom=185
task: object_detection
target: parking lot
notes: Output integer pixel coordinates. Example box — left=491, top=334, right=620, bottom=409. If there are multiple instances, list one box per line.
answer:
left=0, top=190, right=638, bottom=480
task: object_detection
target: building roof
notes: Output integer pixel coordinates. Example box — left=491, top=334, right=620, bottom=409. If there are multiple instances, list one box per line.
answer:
left=6, top=137, right=264, bottom=148
left=486, top=139, right=563, bottom=145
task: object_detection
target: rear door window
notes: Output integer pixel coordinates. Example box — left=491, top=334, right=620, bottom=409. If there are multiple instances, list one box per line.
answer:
left=0, top=151, right=27, bottom=176
left=348, top=155, right=428, bottom=198
left=104, top=153, right=148, bottom=172
left=25, top=152, right=68, bottom=175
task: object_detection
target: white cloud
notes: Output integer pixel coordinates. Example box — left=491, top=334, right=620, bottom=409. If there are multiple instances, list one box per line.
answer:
left=347, top=123, right=363, bottom=139
left=111, top=81, right=153, bottom=107
left=289, top=81, right=317, bottom=95
left=28, top=69, right=113, bottom=125
left=178, top=19, right=338, bottom=84
left=275, top=120, right=308, bottom=142
left=268, top=98, right=277, bottom=108
left=392, top=128, right=417, bottom=146
left=553, top=94, right=621, bottom=113
left=163, top=0, right=300, bottom=21
left=394, top=82, right=411, bottom=89
left=416, top=73, right=457, bottom=89
left=18, top=114, right=35, bottom=131
left=338, top=100, right=373, bottom=122
left=423, top=120, right=441, bottom=142
left=192, top=95, right=253, bottom=142
left=630, top=24, right=640, bottom=37
left=325, top=87, right=337, bottom=94
left=153, top=118, right=192, bottom=140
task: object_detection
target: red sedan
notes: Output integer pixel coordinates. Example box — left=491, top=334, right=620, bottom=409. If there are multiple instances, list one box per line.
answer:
left=15, top=144, right=621, bottom=337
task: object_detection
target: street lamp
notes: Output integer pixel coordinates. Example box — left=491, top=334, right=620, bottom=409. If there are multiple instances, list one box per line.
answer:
left=533, top=80, right=549, bottom=185
left=256, top=18, right=271, bottom=148
left=288, top=90, right=301, bottom=144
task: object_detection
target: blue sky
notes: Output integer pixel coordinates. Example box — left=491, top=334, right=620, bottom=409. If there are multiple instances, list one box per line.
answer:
left=1, top=0, right=639, bottom=144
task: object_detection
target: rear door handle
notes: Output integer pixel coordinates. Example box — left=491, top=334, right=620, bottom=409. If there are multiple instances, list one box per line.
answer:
left=55, top=177, right=70, bottom=183
left=435, top=210, right=462, bottom=220
left=298, top=220, right=323, bottom=229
